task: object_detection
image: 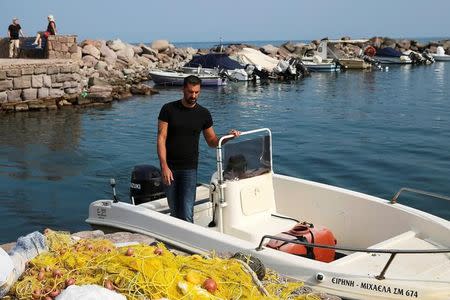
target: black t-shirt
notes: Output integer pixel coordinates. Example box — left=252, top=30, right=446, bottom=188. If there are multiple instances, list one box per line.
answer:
left=8, top=24, right=21, bottom=40
left=158, top=100, right=213, bottom=170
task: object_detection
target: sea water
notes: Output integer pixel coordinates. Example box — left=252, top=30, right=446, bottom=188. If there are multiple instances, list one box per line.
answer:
left=0, top=62, right=449, bottom=244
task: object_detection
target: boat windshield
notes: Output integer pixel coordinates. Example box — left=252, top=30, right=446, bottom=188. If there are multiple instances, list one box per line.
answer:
left=223, top=135, right=271, bottom=180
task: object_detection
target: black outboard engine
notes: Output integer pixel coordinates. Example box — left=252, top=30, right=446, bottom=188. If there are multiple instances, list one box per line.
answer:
left=130, top=165, right=165, bottom=205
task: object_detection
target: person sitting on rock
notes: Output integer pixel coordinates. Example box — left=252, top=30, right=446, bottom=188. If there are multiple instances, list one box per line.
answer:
left=32, top=15, right=57, bottom=49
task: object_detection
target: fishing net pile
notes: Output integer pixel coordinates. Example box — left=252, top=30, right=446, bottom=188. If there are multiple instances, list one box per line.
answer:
left=7, top=230, right=330, bottom=300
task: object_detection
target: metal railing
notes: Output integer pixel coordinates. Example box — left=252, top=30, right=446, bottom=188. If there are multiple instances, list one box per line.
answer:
left=391, top=187, right=450, bottom=204
left=256, top=235, right=450, bottom=280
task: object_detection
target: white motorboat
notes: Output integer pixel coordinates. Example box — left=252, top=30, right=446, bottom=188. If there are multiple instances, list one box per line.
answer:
left=301, top=56, right=340, bottom=72
left=432, top=46, right=450, bottom=61
left=87, top=128, right=450, bottom=300
left=149, top=70, right=227, bottom=86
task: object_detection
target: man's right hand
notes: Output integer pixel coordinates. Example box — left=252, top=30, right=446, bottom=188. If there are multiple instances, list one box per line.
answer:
left=161, top=165, right=174, bottom=185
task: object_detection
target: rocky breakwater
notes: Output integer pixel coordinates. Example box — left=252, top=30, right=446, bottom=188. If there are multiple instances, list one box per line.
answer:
left=78, top=39, right=198, bottom=102
left=256, top=37, right=450, bottom=60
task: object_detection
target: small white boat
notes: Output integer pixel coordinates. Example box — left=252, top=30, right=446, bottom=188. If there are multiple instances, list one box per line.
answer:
left=302, top=56, right=340, bottom=72
left=87, top=128, right=450, bottom=300
left=432, top=46, right=450, bottom=61
left=149, top=70, right=227, bottom=86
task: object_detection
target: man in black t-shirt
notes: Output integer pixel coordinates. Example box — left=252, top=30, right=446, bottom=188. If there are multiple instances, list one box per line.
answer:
left=157, top=75, right=240, bottom=222
left=7, top=17, right=24, bottom=58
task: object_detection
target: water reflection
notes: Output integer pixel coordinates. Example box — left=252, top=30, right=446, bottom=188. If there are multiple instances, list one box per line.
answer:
left=0, top=64, right=449, bottom=243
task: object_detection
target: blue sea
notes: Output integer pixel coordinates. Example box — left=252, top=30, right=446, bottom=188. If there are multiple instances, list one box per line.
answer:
left=0, top=41, right=449, bottom=244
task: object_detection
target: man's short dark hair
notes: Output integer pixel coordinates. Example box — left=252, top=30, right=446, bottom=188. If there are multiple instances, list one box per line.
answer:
left=183, top=75, right=202, bottom=87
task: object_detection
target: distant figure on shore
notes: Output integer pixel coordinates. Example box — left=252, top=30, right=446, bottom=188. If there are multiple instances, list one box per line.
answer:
left=7, top=17, right=24, bottom=58
left=32, top=15, right=57, bottom=49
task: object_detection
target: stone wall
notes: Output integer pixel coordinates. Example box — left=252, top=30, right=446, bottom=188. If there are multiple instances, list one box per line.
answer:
left=46, top=35, right=81, bottom=60
left=0, top=60, right=82, bottom=112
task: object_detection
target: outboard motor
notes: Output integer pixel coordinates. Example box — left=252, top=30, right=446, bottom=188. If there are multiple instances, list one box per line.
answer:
left=130, top=165, right=165, bottom=205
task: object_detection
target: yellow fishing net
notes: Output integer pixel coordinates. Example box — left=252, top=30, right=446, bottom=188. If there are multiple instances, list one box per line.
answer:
left=8, top=230, right=321, bottom=300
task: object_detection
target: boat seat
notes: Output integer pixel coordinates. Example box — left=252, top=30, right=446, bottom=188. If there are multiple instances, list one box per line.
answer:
left=221, top=172, right=297, bottom=243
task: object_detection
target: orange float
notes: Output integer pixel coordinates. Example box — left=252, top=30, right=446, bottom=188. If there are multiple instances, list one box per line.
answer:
left=266, top=222, right=337, bottom=263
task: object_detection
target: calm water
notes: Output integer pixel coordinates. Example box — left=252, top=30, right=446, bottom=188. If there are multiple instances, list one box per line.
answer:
left=1, top=63, right=449, bottom=244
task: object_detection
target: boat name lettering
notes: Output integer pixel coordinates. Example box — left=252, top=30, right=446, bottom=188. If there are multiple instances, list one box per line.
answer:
left=359, top=282, right=418, bottom=298
left=331, top=277, right=355, bottom=287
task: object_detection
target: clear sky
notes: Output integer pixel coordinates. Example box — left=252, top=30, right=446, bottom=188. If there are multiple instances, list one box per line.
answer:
left=2, top=0, right=449, bottom=43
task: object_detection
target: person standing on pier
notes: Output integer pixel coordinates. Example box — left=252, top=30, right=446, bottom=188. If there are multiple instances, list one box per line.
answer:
left=157, top=75, right=240, bottom=222
left=7, top=17, right=24, bottom=58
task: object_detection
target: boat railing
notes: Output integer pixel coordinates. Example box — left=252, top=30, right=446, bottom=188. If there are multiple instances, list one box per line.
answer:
left=256, top=235, right=450, bottom=280
left=390, top=187, right=450, bottom=204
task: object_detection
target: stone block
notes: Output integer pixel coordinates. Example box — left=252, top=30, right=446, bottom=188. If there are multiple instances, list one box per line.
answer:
left=13, top=76, right=32, bottom=89
left=57, top=73, right=81, bottom=83
left=2, top=103, right=16, bottom=112
left=65, top=87, right=81, bottom=94
left=59, top=65, right=73, bottom=73
left=46, top=104, right=58, bottom=110
left=0, top=91, right=7, bottom=103
left=32, top=75, right=43, bottom=88
left=22, top=68, right=34, bottom=75
left=53, top=43, right=62, bottom=51
left=38, top=88, right=49, bottom=98
left=52, top=82, right=63, bottom=88
left=0, top=79, right=13, bottom=91
left=34, top=66, right=47, bottom=74
left=7, top=90, right=22, bottom=102
left=22, top=88, right=38, bottom=100
left=76, top=96, right=92, bottom=105
left=0, top=71, right=6, bottom=80
left=63, top=81, right=79, bottom=89
left=27, top=100, right=46, bottom=110
left=49, top=89, right=65, bottom=98
left=6, top=69, right=21, bottom=77
left=15, top=103, right=29, bottom=111
left=43, top=75, right=52, bottom=88
left=47, top=66, right=59, bottom=75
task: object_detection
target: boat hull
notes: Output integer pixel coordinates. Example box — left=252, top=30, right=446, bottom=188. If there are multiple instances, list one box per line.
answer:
left=432, top=54, right=450, bottom=61
left=87, top=173, right=450, bottom=300
left=374, top=56, right=412, bottom=64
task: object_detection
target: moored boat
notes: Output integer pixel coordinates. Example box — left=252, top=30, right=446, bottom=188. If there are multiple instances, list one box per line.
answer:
left=87, top=128, right=450, bottom=300
left=149, top=70, right=227, bottom=86
left=375, top=47, right=412, bottom=64
left=432, top=46, right=450, bottom=61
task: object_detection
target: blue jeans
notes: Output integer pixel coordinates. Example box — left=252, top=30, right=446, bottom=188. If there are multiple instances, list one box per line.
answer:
left=164, top=169, right=197, bottom=222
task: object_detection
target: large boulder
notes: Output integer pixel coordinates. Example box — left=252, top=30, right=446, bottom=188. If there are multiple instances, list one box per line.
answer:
left=88, top=77, right=110, bottom=87
left=397, top=40, right=411, bottom=50
left=82, top=44, right=101, bottom=59
left=141, top=45, right=158, bottom=56
left=116, top=46, right=135, bottom=61
left=281, top=41, right=296, bottom=53
left=130, top=83, right=159, bottom=95
left=82, top=55, right=98, bottom=68
left=151, top=40, right=170, bottom=52
left=100, top=43, right=117, bottom=59
left=80, top=39, right=104, bottom=49
left=107, top=39, right=126, bottom=51
left=131, top=45, right=143, bottom=55
left=260, top=44, right=279, bottom=56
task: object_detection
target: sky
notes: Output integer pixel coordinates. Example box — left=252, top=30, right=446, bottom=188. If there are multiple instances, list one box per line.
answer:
left=1, top=0, right=449, bottom=44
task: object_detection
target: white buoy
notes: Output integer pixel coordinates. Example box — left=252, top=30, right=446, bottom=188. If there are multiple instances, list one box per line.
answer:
left=385, top=66, right=389, bottom=72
